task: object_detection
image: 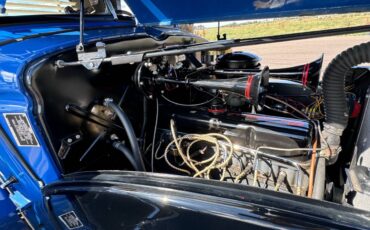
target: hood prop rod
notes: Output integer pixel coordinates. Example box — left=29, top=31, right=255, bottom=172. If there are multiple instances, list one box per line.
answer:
left=103, top=0, right=118, bottom=21
left=67, top=0, right=107, bottom=70
left=77, top=0, right=117, bottom=51
left=77, top=0, right=85, bottom=52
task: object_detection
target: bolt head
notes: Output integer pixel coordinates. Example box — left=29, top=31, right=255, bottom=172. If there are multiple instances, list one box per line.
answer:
left=110, top=134, right=119, bottom=140
left=103, top=98, right=113, bottom=106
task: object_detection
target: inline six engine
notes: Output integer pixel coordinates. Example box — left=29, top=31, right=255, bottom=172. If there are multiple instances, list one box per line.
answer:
left=26, top=36, right=370, bottom=208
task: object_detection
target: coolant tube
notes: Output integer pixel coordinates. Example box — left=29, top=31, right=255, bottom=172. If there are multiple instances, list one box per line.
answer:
left=322, top=41, right=370, bottom=161
left=307, top=139, right=317, bottom=198
left=104, top=99, right=146, bottom=171
left=113, top=141, right=140, bottom=171
left=312, top=157, right=326, bottom=200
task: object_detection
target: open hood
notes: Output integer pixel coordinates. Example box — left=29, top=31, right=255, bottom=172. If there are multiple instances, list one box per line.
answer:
left=124, top=0, right=370, bottom=25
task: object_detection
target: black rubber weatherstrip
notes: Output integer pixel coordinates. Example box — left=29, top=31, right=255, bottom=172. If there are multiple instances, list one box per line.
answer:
left=0, top=124, right=43, bottom=186
left=0, top=24, right=135, bottom=47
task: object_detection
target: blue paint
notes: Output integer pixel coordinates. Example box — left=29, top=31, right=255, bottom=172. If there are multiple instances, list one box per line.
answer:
left=0, top=19, right=139, bottom=228
left=0, top=0, right=5, bottom=14
left=125, top=0, right=370, bottom=25
left=0, top=1, right=368, bottom=227
left=0, top=20, right=131, bottom=43
left=0, top=189, right=27, bottom=229
left=0, top=189, right=17, bottom=221
left=140, top=0, right=172, bottom=25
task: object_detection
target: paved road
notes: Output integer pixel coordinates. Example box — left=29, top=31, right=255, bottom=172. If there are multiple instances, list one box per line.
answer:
left=232, top=35, right=370, bottom=70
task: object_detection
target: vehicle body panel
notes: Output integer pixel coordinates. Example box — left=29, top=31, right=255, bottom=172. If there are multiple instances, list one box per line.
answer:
left=0, top=1, right=368, bottom=228
left=124, top=0, right=370, bottom=25
left=43, top=171, right=370, bottom=229
left=0, top=18, right=155, bottom=227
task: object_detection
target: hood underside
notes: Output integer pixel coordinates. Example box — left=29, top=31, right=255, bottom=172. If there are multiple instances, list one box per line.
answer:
left=124, top=0, right=370, bottom=25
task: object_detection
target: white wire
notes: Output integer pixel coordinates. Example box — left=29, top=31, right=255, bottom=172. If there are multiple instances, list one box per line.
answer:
left=161, top=92, right=219, bottom=107
left=151, top=98, right=159, bottom=172
left=154, top=140, right=164, bottom=160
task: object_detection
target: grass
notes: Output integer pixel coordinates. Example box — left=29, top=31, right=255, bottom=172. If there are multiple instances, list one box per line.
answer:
left=194, top=13, right=370, bottom=41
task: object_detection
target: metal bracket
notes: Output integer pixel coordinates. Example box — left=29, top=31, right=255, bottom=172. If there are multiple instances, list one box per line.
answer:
left=58, top=133, right=83, bottom=160
left=0, top=172, right=34, bottom=229
left=76, top=42, right=107, bottom=70
left=0, top=173, right=30, bottom=210
left=61, top=0, right=107, bottom=70
left=0, top=176, right=17, bottom=190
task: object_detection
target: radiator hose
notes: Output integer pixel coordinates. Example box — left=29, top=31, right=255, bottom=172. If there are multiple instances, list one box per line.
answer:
left=322, top=41, right=370, bottom=163
left=312, top=157, right=326, bottom=200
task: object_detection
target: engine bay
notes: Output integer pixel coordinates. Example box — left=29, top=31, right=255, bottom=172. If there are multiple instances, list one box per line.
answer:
left=26, top=36, right=370, bottom=210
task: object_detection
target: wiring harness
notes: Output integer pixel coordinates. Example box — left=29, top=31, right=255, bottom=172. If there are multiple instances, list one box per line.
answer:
left=163, top=119, right=234, bottom=181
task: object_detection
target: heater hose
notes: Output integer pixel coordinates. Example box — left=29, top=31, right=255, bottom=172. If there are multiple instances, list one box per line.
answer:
left=113, top=141, right=140, bottom=171
left=104, top=99, right=146, bottom=171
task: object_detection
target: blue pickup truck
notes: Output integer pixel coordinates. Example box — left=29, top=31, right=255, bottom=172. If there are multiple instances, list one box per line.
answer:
left=0, top=0, right=370, bottom=229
